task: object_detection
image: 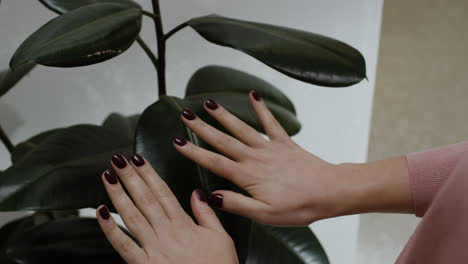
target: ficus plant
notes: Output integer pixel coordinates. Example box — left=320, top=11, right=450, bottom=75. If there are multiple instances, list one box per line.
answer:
left=0, top=0, right=366, bottom=263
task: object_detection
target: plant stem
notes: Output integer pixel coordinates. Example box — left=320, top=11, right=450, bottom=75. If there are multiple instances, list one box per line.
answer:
left=141, top=10, right=159, bottom=19
left=165, top=22, right=189, bottom=41
left=151, top=0, right=167, bottom=96
left=0, top=124, right=13, bottom=153
left=136, top=36, right=159, bottom=71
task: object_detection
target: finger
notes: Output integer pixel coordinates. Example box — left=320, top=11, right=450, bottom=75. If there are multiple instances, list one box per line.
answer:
left=173, top=137, right=242, bottom=185
left=181, top=109, right=251, bottom=161
left=102, top=169, right=156, bottom=247
left=129, top=154, right=192, bottom=223
left=204, top=99, right=268, bottom=148
left=207, top=190, right=271, bottom=223
left=250, top=90, right=289, bottom=141
left=110, top=154, right=169, bottom=230
left=190, top=189, right=225, bottom=232
left=97, top=205, right=148, bottom=264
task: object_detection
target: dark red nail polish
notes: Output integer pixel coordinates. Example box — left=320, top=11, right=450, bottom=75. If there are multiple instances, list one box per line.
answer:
left=173, top=136, right=187, bottom=146
left=104, top=169, right=118, bottom=184
left=208, top=193, right=223, bottom=208
left=99, top=206, right=110, bottom=220
left=131, top=154, right=145, bottom=167
left=252, top=90, right=262, bottom=101
left=205, top=99, right=219, bottom=110
left=196, top=189, right=207, bottom=202
left=111, top=153, right=127, bottom=169
left=182, top=109, right=196, bottom=120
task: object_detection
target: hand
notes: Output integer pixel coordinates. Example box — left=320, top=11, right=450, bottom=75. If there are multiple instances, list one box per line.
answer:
left=96, top=153, right=238, bottom=264
left=172, top=90, right=355, bottom=226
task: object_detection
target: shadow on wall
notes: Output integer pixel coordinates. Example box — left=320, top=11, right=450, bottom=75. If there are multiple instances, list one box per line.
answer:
left=0, top=101, right=23, bottom=137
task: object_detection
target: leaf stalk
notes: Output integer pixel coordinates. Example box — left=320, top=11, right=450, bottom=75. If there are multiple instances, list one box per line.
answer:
left=151, top=0, right=167, bottom=96
left=0, top=124, right=13, bottom=153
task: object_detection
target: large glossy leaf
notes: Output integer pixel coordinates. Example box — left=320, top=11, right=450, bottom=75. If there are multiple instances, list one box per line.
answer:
left=0, top=64, right=35, bottom=97
left=11, top=129, right=59, bottom=164
left=247, top=224, right=329, bottom=264
left=39, top=0, right=140, bottom=14
left=10, top=3, right=142, bottom=70
left=186, top=65, right=296, bottom=114
left=188, top=15, right=366, bottom=87
left=135, top=96, right=252, bottom=263
left=10, top=113, right=137, bottom=165
left=1, top=217, right=125, bottom=264
left=102, top=113, right=140, bottom=141
left=0, top=125, right=132, bottom=211
left=0, top=216, right=35, bottom=264
left=185, top=66, right=300, bottom=135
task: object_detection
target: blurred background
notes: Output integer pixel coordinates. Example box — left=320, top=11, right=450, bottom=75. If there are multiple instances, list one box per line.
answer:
left=0, top=0, right=466, bottom=263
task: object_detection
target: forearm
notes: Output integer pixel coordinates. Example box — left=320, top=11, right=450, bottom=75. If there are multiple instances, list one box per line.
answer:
left=336, top=156, right=413, bottom=216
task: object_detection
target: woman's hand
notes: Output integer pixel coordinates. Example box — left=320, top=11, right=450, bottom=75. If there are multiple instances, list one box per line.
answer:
left=96, top=153, right=238, bottom=264
left=173, top=90, right=413, bottom=226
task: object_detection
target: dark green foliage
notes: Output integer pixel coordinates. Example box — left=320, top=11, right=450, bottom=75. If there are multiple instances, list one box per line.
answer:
left=0, top=0, right=368, bottom=262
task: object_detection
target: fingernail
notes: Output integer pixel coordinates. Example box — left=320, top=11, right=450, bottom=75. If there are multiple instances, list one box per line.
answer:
left=208, top=193, right=223, bottom=208
left=104, top=169, right=118, bottom=184
left=111, top=153, right=127, bottom=169
left=99, top=206, right=110, bottom=220
left=205, top=99, right=219, bottom=110
left=252, top=90, right=262, bottom=101
left=173, top=136, right=187, bottom=146
left=196, top=188, right=207, bottom=202
left=131, top=153, right=145, bottom=167
left=182, top=109, right=196, bottom=120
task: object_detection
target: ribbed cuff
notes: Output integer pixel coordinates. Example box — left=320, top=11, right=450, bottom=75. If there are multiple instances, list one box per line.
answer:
left=406, top=142, right=468, bottom=217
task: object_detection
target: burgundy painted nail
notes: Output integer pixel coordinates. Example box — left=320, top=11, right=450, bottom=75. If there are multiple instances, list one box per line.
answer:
left=182, top=109, right=196, bottom=120
left=205, top=99, right=219, bottom=110
left=173, top=136, right=187, bottom=146
left=252, top=90, right=262, bottom=101
left=104, top=169, right=118, bottom=184
left=99, top=206, right=110, bottom=220
left=111, top=153, right=127, bottom=169
left=131, top=154, right=145, bottom=167
left=196, top=189, right=207, bottom=202
left=208, top=193, right=223, bottom=208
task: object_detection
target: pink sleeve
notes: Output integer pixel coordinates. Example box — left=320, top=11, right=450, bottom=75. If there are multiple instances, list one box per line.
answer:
left=406, top=141, right=468, bottom=217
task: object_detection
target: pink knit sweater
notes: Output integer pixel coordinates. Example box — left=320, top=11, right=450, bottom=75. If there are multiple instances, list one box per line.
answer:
left=396, top=142, right=468, bottom=263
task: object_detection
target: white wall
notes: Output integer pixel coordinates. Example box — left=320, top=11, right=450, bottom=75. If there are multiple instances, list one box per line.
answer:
left=0, top=1, right=383, bottom=263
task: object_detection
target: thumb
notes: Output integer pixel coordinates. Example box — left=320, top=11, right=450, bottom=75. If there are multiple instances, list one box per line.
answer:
left=191, top=189, right=225, bottom=232
left=207, top=190, right=270, bottom=222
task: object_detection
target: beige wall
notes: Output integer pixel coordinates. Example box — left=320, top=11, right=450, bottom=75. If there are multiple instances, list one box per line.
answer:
left=358, top=0, right=468, bottom=263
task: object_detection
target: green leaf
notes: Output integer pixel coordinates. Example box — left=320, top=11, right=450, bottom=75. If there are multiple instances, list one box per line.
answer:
left=247, top=224, right=329, bottom=264
left=0, top=125, right=132, bottom=211
left=11, top=129, right=58, bottom=164
left=1, top=217, right=126, bottom=264
left=102, top=113, right=140, bottom=141
left=0, top=216, right=35, bottom=264
left=188, top=15, right=366, bottom=87
left=185, top=66, right=300, bottom=135
left=39, top=0, right=141, bottom=14
left=186, top=65, right=296, bottom=114
left=135, top=96, right=252, bottom=263
left=10, top=3, right=142, bottom=70
left=0, top=64, right=35, bottom=97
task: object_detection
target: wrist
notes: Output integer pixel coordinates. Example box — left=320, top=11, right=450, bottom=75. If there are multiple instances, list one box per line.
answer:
left=335, top=157, right=413, bottom=216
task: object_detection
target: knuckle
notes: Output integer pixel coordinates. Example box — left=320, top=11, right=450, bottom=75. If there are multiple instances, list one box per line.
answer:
left=120, top=167, right=139, bottom=180
left=125, top=213, right=141, bottom=227
left=238, top=124, right=255, bottom=137
left=217, top=108, right=231, bottom=120
left=118, top=238, right=135, bottom=253
left=138, top=192, right=157, bottom=207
